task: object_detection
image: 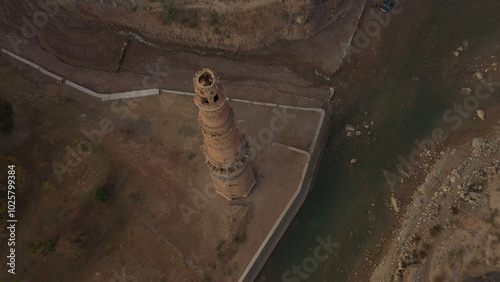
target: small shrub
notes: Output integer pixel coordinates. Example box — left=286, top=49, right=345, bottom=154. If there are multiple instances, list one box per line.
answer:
left=189, top=21, right=198, bottom=28
left=429, top=225, right=442, bottom=238
left=433, top=275, right=446, bottom=282
left=130, top=192, right=140, bottom=202
left=94, top=186, right=109, bottom=203
left=216, top=240, right=225, bottom=259
left=422, top=242, right=430, bottom=251
left=209, top=11, right=219, bottom=26
left=161, top=0, right=177, bottom=25
left=486, top=208, right=499, bottom=224
left=29, top=239, right=56, bottom=254
left=59, top=235, right=84, bottom=259
left=28, top=241, right=41, bottom=254
left=446, top=248, right=464, bottom=267
left=227, top=247, right=237, bottom=258
left=42, top=181, right=56, bottom=192
left=131, top=5, right=139, bottom=12
left=41, top=239, right=56, bottom=253
left=188, top=9, right=198, bottom=18
left=232, top=233, right=246, bottom=244
left=188, top=153, right=196, bottom=160
left=216, top=240, right=225, bottom=252
left=492, top=208, right=499, bottom=217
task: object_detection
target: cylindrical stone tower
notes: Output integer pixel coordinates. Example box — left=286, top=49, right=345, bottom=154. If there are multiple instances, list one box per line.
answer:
left=193, top=68, right=256, bottom=200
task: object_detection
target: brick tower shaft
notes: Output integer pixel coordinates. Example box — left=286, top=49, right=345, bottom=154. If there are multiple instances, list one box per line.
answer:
left=193, top=68, right=255, bottom=200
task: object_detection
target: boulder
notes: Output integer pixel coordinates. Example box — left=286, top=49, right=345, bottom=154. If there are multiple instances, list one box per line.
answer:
left=460, top=88, right=472, bottom=95
left=463, top=40, right=469, bottom=50
left=472, top=138, right=486, bottom=149
left=345, top=124, right=356, bottom=132
left=391, top=196, right=400, bottom=213
left=476, top=109, right=486, bottom=120
left=329, top=86, right=335, bottom=97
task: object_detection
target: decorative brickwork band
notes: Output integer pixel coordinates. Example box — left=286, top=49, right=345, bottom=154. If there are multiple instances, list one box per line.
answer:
left=193, top=68, right=256, bottom=200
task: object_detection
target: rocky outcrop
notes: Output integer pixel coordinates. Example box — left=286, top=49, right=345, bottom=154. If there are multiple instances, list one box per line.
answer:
left=51, top=0, right=347, bottom=51
left=372, top=129, right=500, bottom=282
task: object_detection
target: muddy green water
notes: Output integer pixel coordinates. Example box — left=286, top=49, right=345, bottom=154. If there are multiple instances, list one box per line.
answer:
left=260, top=1, right=500, bottom=281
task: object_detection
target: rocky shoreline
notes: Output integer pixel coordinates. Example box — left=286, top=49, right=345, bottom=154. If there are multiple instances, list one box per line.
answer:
left=371, top=122, right=500, bottom=281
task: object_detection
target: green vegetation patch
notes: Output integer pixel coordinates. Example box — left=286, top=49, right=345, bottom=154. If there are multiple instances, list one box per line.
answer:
left=94, top=186, right=109, bottom=203
left=161, top=0, right=177, bottom=25
left=28, top=239, right=56, bottom=255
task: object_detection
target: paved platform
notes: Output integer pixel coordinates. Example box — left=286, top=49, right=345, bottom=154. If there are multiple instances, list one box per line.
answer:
left=102, top=93, right=324, bottom=281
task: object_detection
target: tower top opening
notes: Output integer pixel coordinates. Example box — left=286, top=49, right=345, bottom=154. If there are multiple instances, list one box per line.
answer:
left=194, top=68, right=218, bottom=91
left=193, top=68, right=226, bottom=110
left=198, top=72, right=214, bottom=86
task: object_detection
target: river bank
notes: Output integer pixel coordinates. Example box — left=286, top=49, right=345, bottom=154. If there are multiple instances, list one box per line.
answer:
left=372, top=111, right=500, bottom=281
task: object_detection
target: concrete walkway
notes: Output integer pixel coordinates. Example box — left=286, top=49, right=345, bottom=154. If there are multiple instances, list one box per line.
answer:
left=2, top=47, right=326, bottom=122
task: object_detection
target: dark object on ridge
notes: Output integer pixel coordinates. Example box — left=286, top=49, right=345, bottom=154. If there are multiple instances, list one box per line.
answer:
left=381, top=0, right=395, bottom=12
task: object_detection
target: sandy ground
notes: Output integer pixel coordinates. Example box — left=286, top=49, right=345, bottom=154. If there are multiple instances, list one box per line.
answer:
left=0, top=45, right=324, bottom=281
left=0, top=0, right=350, bottom=279
left=44, top=0, right=346, bottom=51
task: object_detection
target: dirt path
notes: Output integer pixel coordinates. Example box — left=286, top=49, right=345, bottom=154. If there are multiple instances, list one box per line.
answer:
left=176, top=0, right=281, bottom=12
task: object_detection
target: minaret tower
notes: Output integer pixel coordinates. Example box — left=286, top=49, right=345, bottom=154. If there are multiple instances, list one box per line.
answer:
left=193, top=68, right=256, bottom=200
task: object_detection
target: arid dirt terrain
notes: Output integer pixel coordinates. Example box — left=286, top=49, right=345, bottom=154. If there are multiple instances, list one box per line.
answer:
left=0, top=51, right=323, bottom=282
left=49, top=0, right=348, bottom=51
left=1, top=0, right=500, bottom=281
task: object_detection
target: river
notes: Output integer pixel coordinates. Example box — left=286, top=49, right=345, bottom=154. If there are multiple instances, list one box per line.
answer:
left=259, top=0, right=500, bottom=281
